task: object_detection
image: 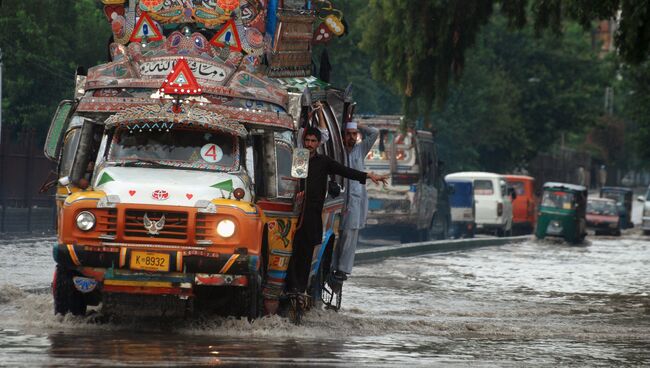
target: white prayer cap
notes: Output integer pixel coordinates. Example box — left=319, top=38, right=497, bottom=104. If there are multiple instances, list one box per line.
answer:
left=345, top=121, right=358, bottom=130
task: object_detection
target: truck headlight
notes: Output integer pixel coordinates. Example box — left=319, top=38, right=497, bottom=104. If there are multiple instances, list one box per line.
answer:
left=216, top=219, right=236, bottom=238
left=76, top=211, right=96, bottom=231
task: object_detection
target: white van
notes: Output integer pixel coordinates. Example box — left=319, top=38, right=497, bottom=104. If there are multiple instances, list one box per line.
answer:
left=445, top=172, right=514, bottom=236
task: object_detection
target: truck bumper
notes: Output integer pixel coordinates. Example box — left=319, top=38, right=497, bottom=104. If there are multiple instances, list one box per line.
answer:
left=53, top=243, right=257, bottom=296
left=365, top=214, right=413, bottom=227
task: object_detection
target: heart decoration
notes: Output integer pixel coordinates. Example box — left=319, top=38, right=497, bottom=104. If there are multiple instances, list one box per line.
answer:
left=186, top=193, right=194, bottom=199
left=129, top=190, right=136, bottom=196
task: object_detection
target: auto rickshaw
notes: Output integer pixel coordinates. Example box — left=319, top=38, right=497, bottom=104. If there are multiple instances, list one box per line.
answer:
left=600, top=186, right=634, bottom=229
left=535, top=182, right=588, bottom=244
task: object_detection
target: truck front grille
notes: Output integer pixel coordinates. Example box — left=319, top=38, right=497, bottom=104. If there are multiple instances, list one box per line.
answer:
left=123, top=210, right=188, bottom=240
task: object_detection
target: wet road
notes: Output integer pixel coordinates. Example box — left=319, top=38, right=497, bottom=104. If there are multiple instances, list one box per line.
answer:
left=1, top=232, right=649, bottom=366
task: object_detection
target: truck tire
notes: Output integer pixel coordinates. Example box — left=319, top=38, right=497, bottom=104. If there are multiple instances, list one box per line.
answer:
left=52, top=265, right=87, bottom=316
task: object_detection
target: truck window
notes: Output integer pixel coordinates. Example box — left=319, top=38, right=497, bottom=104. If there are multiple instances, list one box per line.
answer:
left=59, top=128, right=82, bottom=178
left=474, top=180, right=494, bottom=195
left=274, top=131, right=297, bottom=198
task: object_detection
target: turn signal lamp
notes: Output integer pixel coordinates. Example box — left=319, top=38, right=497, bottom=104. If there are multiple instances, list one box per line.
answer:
left=233, top=188, right=245, bottom=200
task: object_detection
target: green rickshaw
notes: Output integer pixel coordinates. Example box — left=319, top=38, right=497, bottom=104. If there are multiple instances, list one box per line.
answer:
left=535, top=182, right=588, bottom=244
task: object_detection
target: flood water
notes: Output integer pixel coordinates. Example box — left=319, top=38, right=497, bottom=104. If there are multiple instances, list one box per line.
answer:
left=1, top=232, right=649, bottom=366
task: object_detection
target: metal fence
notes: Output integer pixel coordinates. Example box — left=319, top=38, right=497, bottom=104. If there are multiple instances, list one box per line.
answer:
left=528, top=147, right=650, bottom=190
left=528, top=148, right=593, bottom=190
left=0, top=126, right=57, bottom=234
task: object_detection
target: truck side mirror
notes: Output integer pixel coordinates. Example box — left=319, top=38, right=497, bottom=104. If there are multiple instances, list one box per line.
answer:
left=58, top=176, right=72, bottom=195
left=638, top=195, right=646, bottom=202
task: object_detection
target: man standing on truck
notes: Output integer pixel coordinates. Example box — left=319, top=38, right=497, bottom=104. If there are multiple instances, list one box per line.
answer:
left=331, top=121, right=380, bottom=284
left=286, top=127, right=384, bottom=313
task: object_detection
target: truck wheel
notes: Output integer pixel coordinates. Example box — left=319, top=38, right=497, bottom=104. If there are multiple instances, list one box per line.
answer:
left=52, top=265, right=87, bottom=316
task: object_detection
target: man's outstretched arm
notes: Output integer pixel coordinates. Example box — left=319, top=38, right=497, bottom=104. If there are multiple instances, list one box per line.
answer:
left=327, top=157, right=387, bottom=185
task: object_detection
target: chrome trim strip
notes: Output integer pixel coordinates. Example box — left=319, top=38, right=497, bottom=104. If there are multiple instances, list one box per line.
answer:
left=64, top=197, right=101, bottom=205
left=102, top=242, right=208, bottom=251
left=263, top=210, right=300, bottom=218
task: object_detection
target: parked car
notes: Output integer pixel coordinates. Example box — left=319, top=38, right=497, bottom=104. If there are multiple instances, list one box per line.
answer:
left=586, top=197, right=621, bottom=236
left=535, top=182, right=588, bottom=244
left=505, top=175, right=537, bottom=234
left=446, top=178, right=475, bottom=238
left=638, top=186, right=650, bottom=235
left=362, top=116, right=450, bottom=243
left=445, top=172, right=514, bottom=236
left=600, top=186, right=634, bottom=229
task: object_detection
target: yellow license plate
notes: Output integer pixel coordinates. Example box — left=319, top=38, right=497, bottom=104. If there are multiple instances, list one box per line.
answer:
left=130, top=251, right=170, bottom=272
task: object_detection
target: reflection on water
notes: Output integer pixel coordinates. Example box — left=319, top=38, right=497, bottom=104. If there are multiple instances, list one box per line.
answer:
left=0, top=236, right=649, bottom=366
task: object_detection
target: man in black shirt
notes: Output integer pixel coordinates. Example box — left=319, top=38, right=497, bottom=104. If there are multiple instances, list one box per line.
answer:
left=285, top=127, right=385, bottom=300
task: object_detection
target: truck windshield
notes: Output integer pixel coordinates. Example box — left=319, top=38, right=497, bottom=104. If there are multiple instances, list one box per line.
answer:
left=366, top=130, right=415, bottom=166
left=108, top=127, right=238, bottom=171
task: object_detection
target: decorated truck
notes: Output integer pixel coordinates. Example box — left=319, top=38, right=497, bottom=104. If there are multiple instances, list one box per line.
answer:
left=43, top=0, right=351, bottom=319
left=360, top=116, right=450, bottom=243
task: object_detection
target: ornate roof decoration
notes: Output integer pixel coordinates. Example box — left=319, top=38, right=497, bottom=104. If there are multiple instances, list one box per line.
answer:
left=104, top=103, right=248, bottom=137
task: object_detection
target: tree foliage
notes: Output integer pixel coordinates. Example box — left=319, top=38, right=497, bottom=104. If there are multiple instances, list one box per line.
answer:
left=618, top=60, right=650, bottom=166
left=359, top=0, right=649, bottom=118
left=312, top=0, right=399, bottom=115
left=433, top=16, right=610, bottom=172
left=0, top=0, right=108, bottom=133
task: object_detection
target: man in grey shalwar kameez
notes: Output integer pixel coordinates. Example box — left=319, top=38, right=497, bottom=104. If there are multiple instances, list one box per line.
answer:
left=332, top=121, right=383, bottom=279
